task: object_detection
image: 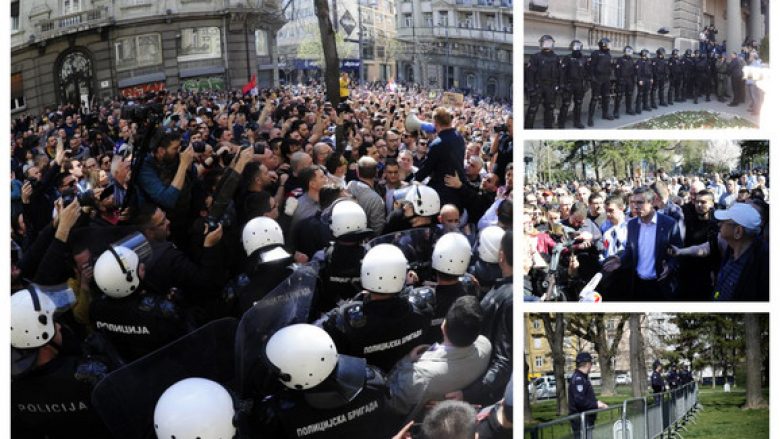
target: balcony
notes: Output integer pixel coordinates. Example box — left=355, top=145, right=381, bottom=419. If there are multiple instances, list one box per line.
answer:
left=35, top=6, right=112, bottom=41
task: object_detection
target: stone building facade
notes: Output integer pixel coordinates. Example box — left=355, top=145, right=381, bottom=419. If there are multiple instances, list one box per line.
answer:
left=394, top=0, right=512, bottom=100
left=11, top=0, right=286, bottom=116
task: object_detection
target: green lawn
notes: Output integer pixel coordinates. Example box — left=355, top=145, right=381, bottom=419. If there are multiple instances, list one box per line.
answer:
left=623, top=111, right=757, bottom=129
left=524, top=387, right=769, bottom=439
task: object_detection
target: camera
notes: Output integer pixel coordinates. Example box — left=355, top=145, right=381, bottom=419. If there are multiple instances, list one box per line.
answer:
left=62, top=188, right=97, bottom=208
left=206, top=213, right=232, bottom=232
left=191, top=141, right=206, bottom=154
left=25, top=176, right=41, bottom=190
left=493, top=124, right=508, bottom=133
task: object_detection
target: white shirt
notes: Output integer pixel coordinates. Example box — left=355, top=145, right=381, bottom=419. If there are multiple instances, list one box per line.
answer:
left=636, top=213, right=658, bottom=280
left=602, top=220, right=628, bottom=260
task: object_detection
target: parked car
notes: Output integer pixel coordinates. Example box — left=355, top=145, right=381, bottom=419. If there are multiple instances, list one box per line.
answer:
left=529, top=376, right=557, bottom=399
left=616, top=374, right=630, bottom=385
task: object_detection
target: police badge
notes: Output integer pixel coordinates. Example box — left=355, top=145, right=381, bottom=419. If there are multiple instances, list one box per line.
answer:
left=577, top=384, right=584, bottom=392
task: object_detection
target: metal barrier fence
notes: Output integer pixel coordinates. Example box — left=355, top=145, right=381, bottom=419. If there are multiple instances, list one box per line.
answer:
left=526, top=382, right=701, bottom=439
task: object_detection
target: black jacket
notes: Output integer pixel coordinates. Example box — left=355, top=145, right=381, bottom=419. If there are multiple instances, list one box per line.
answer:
left=415, top=127, right=467, bottom=209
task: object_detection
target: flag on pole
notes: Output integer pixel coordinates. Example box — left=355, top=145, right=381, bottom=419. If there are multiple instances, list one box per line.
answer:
left=242, top=74, right=257, bottom=95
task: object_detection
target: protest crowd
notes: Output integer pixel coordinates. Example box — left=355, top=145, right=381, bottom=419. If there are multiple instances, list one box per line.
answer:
left=10, top=80, right=514, bottom=439
left=522, top=168, right=769, bottom=302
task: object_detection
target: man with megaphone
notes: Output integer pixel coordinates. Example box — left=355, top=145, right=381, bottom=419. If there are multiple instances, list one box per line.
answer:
left=411, top=107, right=467, bottom=211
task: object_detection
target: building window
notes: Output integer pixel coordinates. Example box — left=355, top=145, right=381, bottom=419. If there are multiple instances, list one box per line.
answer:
left=63, top=0, right=82, bottom=15
left=178, top=27, right=222, bottom=62
left=362, top=45, right=374, bottom=60
left=376, top=46, right=385, bottom=58
left=403, top=13, right=413, bottom=27
left=423, top=12, right=433, bottom=27
left=533, top=319, right=541, bottom=329
left=255, top=30, right=269, bottom=57
left=533, top=338, right=542, bottom=349
left=438, top=11, right=448, bottom=27
left=11, top=1, right=19, bottom=31
left=11, top=72, right=25, bottom=111
left=593, top=0, right=625, bottom=28
left=458, top=12, right=473, bottom=28
left=115, top=34, right=162, bottom=71
left=535, top=356, right=544, bottom=368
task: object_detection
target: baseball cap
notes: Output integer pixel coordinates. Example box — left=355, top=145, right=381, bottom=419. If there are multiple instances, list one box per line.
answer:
left=575, top=352, right=593, bottom=363
left=713, top=203, right=761, bottom=230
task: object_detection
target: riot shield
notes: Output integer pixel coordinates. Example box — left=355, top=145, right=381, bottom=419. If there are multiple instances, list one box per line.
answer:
left=366, top=228, right=436, bottom=281
left=91, top=318, right=237, bottom=439
left=235, top=263, right=318, bottom=397
left=70, top=225, right=141, bottom=258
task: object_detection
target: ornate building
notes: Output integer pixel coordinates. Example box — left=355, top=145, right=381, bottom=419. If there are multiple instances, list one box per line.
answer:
left=11, top=0, right=286, bottom=115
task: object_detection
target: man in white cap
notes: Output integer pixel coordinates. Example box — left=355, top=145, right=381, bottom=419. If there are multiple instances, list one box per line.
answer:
left=712, top=203, right=768, bottom=301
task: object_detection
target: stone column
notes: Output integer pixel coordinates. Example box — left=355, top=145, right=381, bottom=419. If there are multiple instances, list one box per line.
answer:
left=749, top=0, right=763, bottom=42
left=726, top=0, right=741, bottom=54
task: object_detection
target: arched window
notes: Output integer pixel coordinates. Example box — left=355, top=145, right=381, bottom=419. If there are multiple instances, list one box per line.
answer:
left=55, top=49, right=94, bottom=108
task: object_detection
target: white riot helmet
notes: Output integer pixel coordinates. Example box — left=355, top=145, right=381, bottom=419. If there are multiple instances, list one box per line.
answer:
left=154, top=377, right=236, bottom=439
left=330, top=200, right=369, bottom=238
left=477, top=226, right=506, bottom=263
left=405, top=184, right=440, bottom=217
left=11, top=287, right=56, bottom=349
left=432, top=233, right=472, bottom=276
left=265, top=324, right=339, bottom=390
left=361, top=244, right=408, bottom=294
left=242, top=217, right=287, bottom=257
left=94, top=246, right=141, bottom=299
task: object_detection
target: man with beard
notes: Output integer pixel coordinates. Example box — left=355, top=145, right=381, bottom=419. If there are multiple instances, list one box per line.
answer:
left=677, top=190, right=719, bottom=300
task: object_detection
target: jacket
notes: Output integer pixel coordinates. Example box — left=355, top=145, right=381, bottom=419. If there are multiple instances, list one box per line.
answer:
left=415, top=128, right=467, bottom=208
left=620, top=212, right=683, bottom=299
left=346, top=179, right=386, bottom=235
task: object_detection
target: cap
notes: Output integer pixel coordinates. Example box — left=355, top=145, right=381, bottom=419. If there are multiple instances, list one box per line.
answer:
left=653, top=359, right=662, bottom=368
left=713, top=203, right=761, bottom=230
left=575, top=352, right=593, bottom=363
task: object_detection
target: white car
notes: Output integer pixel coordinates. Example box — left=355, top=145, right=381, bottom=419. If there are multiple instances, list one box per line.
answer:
left=616, top=374, right=630, bottom=385
left=530, top=376, right=557, bottom=399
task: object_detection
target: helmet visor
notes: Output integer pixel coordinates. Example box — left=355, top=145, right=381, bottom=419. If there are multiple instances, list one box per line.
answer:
left=624, top=48, right=634, bottom=56
left=572, top=42, right=583, bottom=51
left=111, top=232, right=153, bottom=265
left=30, top=283, right=77, bottom=314
left=541, top=39, right=554, bottom=49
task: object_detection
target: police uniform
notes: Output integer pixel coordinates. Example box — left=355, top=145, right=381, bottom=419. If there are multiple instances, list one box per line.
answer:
left=613, top=51, right=636, bottom=118
left=682, top=50, right=696, bottom=99
left=256, top=363, right=398, bottom=439
left=568, top=367, right=598, bottom=438
left=652, top=50, right=670, bottom=107
left=634, top=52, right=654, bottom=113
left=315, top=243, right=365, bottom=316
left=316, top=290, right=433, bottom=372
left=587, top=40, right=614, bottom=126
left=525, top=44, right=560, bottom=129
left=650, top=362, right=665, bottom=404
left=667, top=366, right=680, bottom=390
left=423, top=282, right=473, bottom=344
left=558, top=43, right=588, bottom=129
left=693, top=54, right=712, bottom=103
left=669, top=50, right=685, bottom=102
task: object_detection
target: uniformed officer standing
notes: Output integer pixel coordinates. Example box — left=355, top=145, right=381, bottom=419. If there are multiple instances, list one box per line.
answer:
left=613, top=46, right=636, bottom=118
left=682, top=49, right=696, bottom=100
left=652, top=48, right=670, bottom=107
left=587, top=38, right=614, bottom=126
left=558, top=40, right=588, bottom=129
left=568, top=352, right=607, bottom=439
left=693, top=51, right=712, bottom=104
left=634, top=49, right=654, bottom=114
left=680, top=364, right=693, bottom=386
left=669, top=49, right=685, bottom=103
left=667, top=364, right=680, bottom=390
left=715, top=54, right=731, bottom=102
left=650, top=359, right=665, bottom=405
left=525, top=35, right=560, bottom=129
left=316, top=243, right=433, bottom=372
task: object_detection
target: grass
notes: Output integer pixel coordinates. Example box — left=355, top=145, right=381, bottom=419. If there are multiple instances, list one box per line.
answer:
left=622, top=110, right=757, bottom=129
left=524, top=386, right=769, bottom=439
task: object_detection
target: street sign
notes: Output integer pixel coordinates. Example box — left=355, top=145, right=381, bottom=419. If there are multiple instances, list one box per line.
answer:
left=340, top=10, right=356, bottom=36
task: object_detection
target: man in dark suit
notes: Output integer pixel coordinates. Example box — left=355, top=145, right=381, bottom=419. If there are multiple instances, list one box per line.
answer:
left=603, top=187, right=682, bottom=301
left=415, top=107, right=467, bottom=210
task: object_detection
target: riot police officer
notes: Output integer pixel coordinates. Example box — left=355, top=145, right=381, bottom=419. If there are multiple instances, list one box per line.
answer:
left=468, top=226, right=506, bottom=296
left=693, top=50, right=712, bottom=104
left=682, top=49, right=696, bottom=100
left=90, top=246, right=190, bottom=362
left=558, top=39, right=588, bottom=129
left=652, top=48, right=670, bottom=107
left=316, top=244, right=433, bottom=372
left=650, top=359, right=665, bottom=404
left=11, top=288, right=112, bottom=438
left=154, top=378, right=237, bottom=439
left=669, top=49, right=685, bottom=102
left=525, top=35, right=560, bottom=129
left=635, top=49, right=654, bottom=114
left=587, top=38, right=614, bottom=126
left=256, top=324, right=399, bottom=438
left=613, top=46, right=636, bottom=118
left=568, top=352, right=607, bottom=439
left=314, top=199, right=372, bottom=316
left=667, top=364, right=680, bottom=390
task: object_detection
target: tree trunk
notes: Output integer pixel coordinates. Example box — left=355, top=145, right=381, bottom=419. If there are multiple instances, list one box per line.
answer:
left=743, top=314, right=767, bottom=408
left=542, top=313, right=568, bottom=416
left=524, top=358, right=533, bottom=421
left=629, top=314, right=644, bottom=397
left=637, top=316, right=648, bottom=393
left=595, top=318, right=616, bottom=396
left=313, top=0, right=341, bottom=107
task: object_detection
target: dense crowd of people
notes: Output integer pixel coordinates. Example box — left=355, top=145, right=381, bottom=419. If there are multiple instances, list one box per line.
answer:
left=525, top=34, right=765, bottom=129
left=522, top=169, right=769, bottom=301
left=10, top=82, right=514, bottom=438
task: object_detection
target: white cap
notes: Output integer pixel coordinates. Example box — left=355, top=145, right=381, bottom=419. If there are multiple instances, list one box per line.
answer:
left=714, top=203, right=761, bottom=231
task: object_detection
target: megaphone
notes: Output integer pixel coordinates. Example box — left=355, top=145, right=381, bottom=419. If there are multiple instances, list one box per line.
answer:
left=405, top=111, right=436, bottom=134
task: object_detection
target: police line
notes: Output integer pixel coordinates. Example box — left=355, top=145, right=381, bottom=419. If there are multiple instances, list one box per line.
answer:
left=525, top=382, right=700, bottom=439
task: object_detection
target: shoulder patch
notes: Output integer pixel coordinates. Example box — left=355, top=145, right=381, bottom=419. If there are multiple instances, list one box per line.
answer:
left=344, top=302, right=366, bottom=329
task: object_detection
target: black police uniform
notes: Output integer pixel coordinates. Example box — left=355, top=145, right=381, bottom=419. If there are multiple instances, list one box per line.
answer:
left=89, top=291, right=189, bottom=363
left=558, top=49, right=588, bottom=128
left=316, top=290, right=433, bottom=372
left=224, top=255, right=294, bottom=317
left=568, top=368, right=598, bottom=438
left=315, top=243, right=365, bottom=316
left=613, top=53, right=636, bottom=117
left=525, top=49, right=560, bottom=129
left=682, top=52, right=696, bottom=99
left=634, top=54, right=654, bottom=113
left=667, top=368, right=680, bottom=390
left=669, top=52, right=685, bottom=102
left=256, top=363, right=398, bottom=439
left=693, top=54, right=712, bottom=103
left=652, top=52, right=670, bottom=107
left=651, top=368, right=665, bottom=404
left=424, top=282, right=472, bottom=343
left=587, top=45, right=614, bottom=125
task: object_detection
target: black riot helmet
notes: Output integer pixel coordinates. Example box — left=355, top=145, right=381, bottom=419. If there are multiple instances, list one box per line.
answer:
left=672, top=48, right=679, bottom=57
left=539, top=35, right=555, bottom=50
left=684, top=49, right=692, bottom=57
left=624, top=46, right=634, bottom=56
left=640, top=49, right=649, bottom=58
left=598, top=37, right=611, bottom=51
left=656, top=47, right=666, bottom=57
left=570, top=40, right=583, bottom=52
